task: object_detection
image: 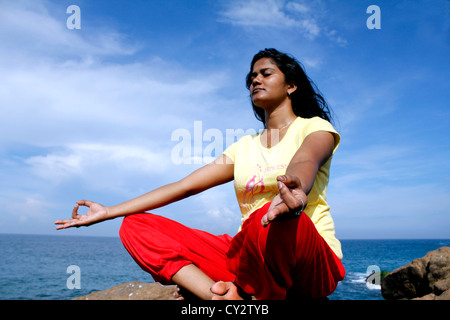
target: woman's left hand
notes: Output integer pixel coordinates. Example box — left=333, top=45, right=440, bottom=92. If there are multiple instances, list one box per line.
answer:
left=261, top=175, right=308, bottom=227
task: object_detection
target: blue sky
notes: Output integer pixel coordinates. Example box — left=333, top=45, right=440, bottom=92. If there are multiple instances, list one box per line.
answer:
left=0, top=0, right=449, bottom=239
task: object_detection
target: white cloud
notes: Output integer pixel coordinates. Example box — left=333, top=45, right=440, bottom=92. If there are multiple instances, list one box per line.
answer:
left=219, top=0, right=300, bottom=28
left=0, top=1, right=246, bottom=236
left=26, top=150, right=83, bottom=179
left=0, top=0, right=136, bottom=62
left=329, top=182, right=450, bottom=239
left=0, top=1, right=236, bottom=152
left=218, top=0, right=345, bottom=42
left=327, top=139, right=450, bottom=238
left=333, top=145, right=420, bottom=183
left=190, top=185, right=242, bottom=235
left=0, top=192, right=54, bottom=223
left=25, top=143, right=170, bottom=181
left=0, top=56, right=228, bottom=148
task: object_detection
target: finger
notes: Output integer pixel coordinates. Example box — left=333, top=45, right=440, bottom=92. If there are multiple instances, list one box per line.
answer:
left=56, top=223, right=71, bottom=230
left=277, top=181, right=303, bottom=210
left=55, top=219, right=79, bottom=230
left=55, top=221, right=65, bottom=229
left=54, top=219, right=72, bottom=225
left=277, top=175, right=301, bottom=188
left=261, top=212, right=272, bottom=228
left=77, top=200, right=94, bottom=207
left=72, top=203, right=80, bottom=219
left=261, top=203, right=287, bottom=227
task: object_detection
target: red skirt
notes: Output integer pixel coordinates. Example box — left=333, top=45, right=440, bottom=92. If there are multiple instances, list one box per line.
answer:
left=119, top=202, right=345, bottom=300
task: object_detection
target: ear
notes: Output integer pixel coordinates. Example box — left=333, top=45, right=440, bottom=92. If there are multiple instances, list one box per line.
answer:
left=287, top=83, right=298, bottom=96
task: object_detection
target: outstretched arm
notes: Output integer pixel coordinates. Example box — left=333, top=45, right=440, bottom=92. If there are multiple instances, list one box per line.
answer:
left=55, top=154, right=234, bottom=230
left=261, top=131, right=336, bottom=227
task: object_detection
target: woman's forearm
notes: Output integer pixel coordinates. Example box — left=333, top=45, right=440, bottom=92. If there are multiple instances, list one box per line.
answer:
left=284, top=131, right=335, bottom=196
left=105, top=155, right=234, bottom=220
left=285, top=160, right=318, bottom=195
left=106, top=180, right=190, bottom=219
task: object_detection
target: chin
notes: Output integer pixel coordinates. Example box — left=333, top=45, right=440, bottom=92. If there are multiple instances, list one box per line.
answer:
left=252, top=100, right=273, bottom=111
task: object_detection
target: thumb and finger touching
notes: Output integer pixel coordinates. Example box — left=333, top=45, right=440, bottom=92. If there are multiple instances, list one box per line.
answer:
left=261, top=175, right=307, bottom=227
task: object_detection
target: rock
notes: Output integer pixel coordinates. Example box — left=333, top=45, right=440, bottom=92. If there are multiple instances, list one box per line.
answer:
left=436, top=288, right=450, bottom=300
left=74, top=281, right=178, bottom=300
left=381, top=246, right=450, bottom=300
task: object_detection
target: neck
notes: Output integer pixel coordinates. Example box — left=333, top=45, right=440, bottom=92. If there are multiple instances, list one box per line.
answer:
left=264, top=103, right=297, bottom=130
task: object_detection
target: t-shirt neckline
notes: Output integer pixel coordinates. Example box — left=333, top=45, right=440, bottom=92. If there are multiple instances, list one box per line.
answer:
left=259, top=117, right=300, bottom=150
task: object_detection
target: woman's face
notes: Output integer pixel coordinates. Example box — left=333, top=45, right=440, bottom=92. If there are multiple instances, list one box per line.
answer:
left=249, top=58, right=295, bottom=109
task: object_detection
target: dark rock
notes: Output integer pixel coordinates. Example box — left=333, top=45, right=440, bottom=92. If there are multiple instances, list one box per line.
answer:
left=381, top=247, right=450, bottom=300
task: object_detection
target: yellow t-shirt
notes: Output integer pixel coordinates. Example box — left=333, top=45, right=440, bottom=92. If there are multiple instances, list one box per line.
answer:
left=223, top=116, right=343, bottom=259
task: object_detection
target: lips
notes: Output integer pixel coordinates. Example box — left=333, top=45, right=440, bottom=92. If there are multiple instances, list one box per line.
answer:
left=252, top=87, right=264, bottom=95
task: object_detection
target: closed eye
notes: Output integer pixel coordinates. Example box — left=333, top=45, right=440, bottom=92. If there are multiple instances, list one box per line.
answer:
left=250, top=68, right=275, bottom=82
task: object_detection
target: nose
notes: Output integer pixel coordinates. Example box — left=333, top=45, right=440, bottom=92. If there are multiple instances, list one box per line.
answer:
left=251, top=74, right=262, bottom=88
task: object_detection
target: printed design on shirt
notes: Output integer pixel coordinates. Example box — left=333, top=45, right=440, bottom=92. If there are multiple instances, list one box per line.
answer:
left=242, top=164, right=265, bottom=205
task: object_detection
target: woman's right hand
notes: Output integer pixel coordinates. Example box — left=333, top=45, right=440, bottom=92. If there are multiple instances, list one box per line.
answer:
left=54, top=200, right=109, bottom=230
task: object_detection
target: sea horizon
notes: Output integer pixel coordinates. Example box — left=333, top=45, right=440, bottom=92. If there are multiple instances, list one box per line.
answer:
left=1, top=233, right=449, bottom=300
left=3, top=231, right=449, bottom=241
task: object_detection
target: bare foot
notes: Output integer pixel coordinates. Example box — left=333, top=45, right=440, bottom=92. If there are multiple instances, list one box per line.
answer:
left=173, top=285, right=201, bottom=300
left=210, top=281, right=244, bottom=300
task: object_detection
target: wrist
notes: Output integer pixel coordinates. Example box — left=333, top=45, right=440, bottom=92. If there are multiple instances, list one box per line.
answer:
left=105, top=205, right=119, bottom=220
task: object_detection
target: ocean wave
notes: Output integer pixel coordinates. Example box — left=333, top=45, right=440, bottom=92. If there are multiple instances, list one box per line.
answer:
left=346, top=272, right=381, bottom=290
left=366, top=283, right=381, bottom=290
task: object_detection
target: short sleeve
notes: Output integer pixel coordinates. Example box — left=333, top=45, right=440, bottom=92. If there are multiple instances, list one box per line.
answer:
left=223, top=140, right=237, bottom=164
left=302, top=117, right=341, bottom=153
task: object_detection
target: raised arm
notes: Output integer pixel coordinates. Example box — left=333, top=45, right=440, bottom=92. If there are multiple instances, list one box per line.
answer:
left=261, top=130, right=336, bottom=227
left=55, top=154, right=234, bottom=230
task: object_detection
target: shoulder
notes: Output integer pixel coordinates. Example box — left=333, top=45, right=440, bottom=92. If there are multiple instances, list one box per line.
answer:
left=230, top=130, right=261, bottom=147
left=223, top=129, right=261, bottom=160
left=291, top=117, right=340, bottom=150
left=295, top=117, right=338, bottom=136
left=299, top=116, right=335, bottom=129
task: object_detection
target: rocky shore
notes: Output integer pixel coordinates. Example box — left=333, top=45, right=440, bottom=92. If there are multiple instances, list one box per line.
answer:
left=74, top=247, right=450, bottom=300
left=381, top=246, right=450, bottom=300
left=73, top=281, right=178, bottom=300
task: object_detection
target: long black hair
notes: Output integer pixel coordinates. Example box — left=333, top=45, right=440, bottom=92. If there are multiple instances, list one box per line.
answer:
left=246, top=48, right=335, bottom=127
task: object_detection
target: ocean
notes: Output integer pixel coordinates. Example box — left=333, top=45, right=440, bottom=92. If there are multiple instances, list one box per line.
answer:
left=0, top=233, right=449, bottom=300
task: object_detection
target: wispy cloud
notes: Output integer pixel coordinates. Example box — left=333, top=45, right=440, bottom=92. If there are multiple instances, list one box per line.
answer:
left=218, top=0, right=345, bottom=44
left=329, top=182, right=450, bottom=239
left=190, top=186, right=242, bottom=235
left=219, top=0, right=318, bottom=37
left=220, top=0, right=300, bottom=27
left=0, top=0, right=239, bottom=231
left=328, top=140, right=450, bottom=238
left=332, top=144, right=431, bottom=187
left=0, top=1, right=137, bottom=62
left=0, top=1, right=237, bottom=150
left=25, top=143, right=170, bottom=180
left=0, top=58, right=226, bottom=146
left=1, top=0, right=448, bottom=240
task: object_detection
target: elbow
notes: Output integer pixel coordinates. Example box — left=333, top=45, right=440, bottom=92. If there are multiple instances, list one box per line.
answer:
left=175, top=178, right=200, bottom=199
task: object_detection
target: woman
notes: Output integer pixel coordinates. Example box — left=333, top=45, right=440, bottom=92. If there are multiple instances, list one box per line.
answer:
left=55, top=48, right=345, bottom=300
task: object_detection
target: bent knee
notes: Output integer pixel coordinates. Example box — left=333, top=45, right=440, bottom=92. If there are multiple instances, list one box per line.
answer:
left=119, top=213, right=150, bottom=241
